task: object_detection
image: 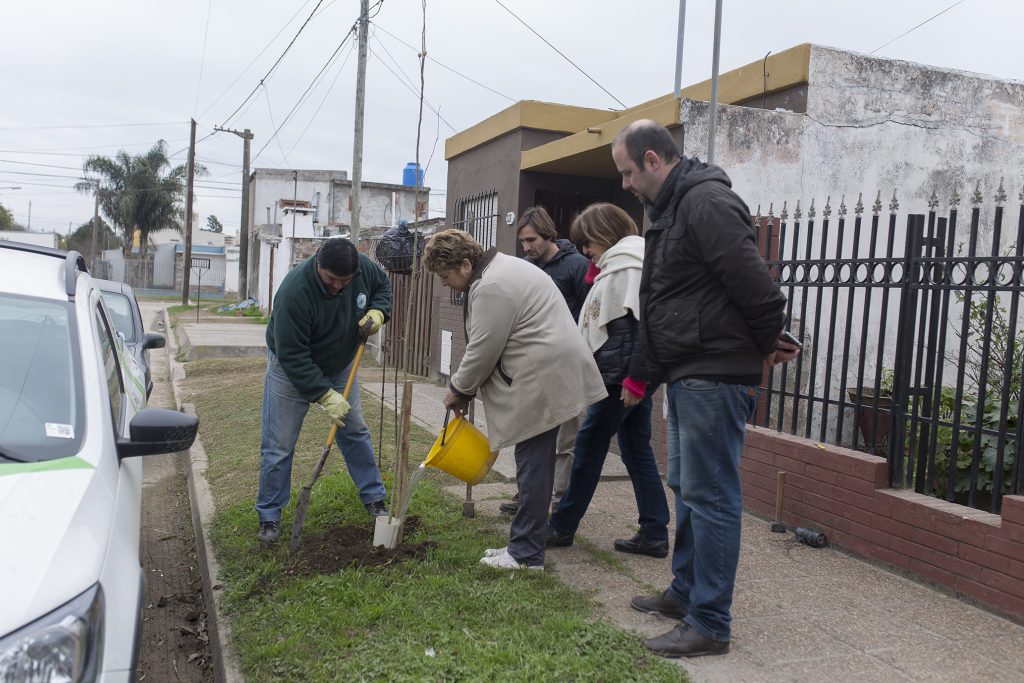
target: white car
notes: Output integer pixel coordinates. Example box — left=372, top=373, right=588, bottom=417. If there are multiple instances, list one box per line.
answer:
left=0, top=243, right=198, bottom=682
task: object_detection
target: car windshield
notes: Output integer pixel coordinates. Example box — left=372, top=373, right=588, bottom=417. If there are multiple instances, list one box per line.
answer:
left=0, top=294, right=83, bottom=461
left=100, top=290, right=137, bottom=342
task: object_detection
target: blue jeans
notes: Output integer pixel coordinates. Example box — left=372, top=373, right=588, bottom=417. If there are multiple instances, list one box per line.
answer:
left=666, top=378, right=757, bottom=642
left=550, top=386, right=669, bottom=541
left=256, top=350, right=386, bottom=523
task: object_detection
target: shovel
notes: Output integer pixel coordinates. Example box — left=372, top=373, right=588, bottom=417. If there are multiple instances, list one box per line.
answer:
left=290, top=341, right=367, bottom=553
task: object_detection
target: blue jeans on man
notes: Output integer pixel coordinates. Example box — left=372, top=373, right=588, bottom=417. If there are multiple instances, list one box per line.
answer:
left=256, top=350, right=387, bottom=523
left=665, top=378, right=757, bottom=642
left=550, top=386, right=669, bottom=541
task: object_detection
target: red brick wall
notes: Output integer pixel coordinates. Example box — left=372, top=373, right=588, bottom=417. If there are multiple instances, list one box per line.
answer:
left=742, top=426, right=1024, bottom=619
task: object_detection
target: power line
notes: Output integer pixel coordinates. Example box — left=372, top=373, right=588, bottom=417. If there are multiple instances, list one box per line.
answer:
left=218, top=0, right=328, bottom=128
left=370, top=51, right=456, bottom=132
left=193, top=0, right=215, bottom=116
left=372, top=22, right=515, bottom=103
left=871, top=0, right=970, bottom=54
left=262, top=86, right=292, bottom=167
left=285, top=40, right=356, bottom=159
left=197, top=0, right=316, bottom=120
left=0, top=121, right=187, bottom=131
left=491, top=0, right=624, bottom=108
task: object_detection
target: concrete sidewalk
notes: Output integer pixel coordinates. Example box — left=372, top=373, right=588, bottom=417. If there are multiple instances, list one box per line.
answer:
left=176, top=320, right=1024, bottom=682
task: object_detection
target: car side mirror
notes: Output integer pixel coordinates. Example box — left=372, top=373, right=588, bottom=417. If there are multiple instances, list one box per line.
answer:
left=117, top=407, right=198, bottom=459
left=143, top=333, right=166, bottom=350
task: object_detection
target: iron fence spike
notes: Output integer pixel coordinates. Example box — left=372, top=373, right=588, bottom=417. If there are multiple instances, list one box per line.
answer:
left=889, top=189, right=899, bottom=214
left=872, top=191, right=882, bottom=215
left=838, top=194, right=847, bottom=217
left=927, top=189, right=939, bottom=210
left=780, top=200, right=788, bottom=221
left=994, top=177, right=1007, bottom=205
left=823, top=195, right=832, bottom=219
left=768, top=202, right=775, bottom=219
left=1019, top=183, right=1024, bottom=206
left=855, top=192, right=864, bottom=216
left=951, top=186, right=961, bottom=208
left=794, top=199, right=802, bottom=221
left=971, top=181, right=983, bottom=205
left=808, top=197, right=817, bottom=220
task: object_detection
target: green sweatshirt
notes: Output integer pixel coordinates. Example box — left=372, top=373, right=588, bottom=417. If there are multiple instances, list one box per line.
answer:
left=266, top=252, right=391, bottom=401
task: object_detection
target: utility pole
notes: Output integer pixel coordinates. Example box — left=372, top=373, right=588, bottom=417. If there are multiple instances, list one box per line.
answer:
left=350, top=0, right=369, bottom=242
left=673, top=0, right=687, bottom=98
left=181, top=119, right=197, bottom=306
left=27, top=201, right=31, bottom=230
left=707, top=0, right=723, bottom=164
left=215, top=126, right=254, bottom=298
left=89, top=190, right=100, bottom=271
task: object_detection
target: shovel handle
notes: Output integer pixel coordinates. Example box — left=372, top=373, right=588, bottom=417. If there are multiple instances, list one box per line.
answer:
left=324, top=343, right=367, bottom=447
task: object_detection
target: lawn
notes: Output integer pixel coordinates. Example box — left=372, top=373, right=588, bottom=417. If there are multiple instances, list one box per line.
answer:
left=181, top=356, right=685, bottom=682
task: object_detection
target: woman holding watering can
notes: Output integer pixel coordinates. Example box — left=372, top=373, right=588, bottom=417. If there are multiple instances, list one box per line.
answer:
left=423, top=229, right=605, bottom=570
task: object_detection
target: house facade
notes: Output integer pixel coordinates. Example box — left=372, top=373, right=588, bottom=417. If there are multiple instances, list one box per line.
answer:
left=246, top=167, right=429, bottom=309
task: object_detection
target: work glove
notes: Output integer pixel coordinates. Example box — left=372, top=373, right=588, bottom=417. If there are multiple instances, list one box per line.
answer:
left=317, top=388, right=351, bottom=428
left=359, top=308, right=385, bottom=339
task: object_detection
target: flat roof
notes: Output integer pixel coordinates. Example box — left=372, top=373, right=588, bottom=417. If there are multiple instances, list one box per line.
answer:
left=444, top=44, right=812, bottom=178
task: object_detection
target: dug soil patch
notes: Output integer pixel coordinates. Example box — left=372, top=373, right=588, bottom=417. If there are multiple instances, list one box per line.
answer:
left=289, top=516, right=434, bottom=577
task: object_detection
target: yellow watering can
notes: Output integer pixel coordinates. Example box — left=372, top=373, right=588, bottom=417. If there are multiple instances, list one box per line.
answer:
left=423, top=408, right=498, bottom=485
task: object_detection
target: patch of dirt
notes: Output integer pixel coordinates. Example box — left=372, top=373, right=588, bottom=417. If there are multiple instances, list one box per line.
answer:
left=292, top=516, right=433, bottom=575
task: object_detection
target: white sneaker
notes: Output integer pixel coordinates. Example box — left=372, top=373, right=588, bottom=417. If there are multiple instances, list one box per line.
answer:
left=479, top=548, right=543, bottom=571
left=483, top=546, right=507, bottom=558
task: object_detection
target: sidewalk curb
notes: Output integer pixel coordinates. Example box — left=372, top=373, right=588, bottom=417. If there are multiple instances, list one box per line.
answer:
left=163, top=309, right=246, bottom=683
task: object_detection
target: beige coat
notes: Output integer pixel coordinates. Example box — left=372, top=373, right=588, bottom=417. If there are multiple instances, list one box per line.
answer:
left=451, top=253, right=606, bottom=450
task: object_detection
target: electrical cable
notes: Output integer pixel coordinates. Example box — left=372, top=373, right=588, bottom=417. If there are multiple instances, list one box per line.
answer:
left=371, top=23, right=515, bottom=103
left=870, top=0, right=970, bottom=54
left=217, top=0, right=327, bottom=128
left=370, top=51, right=455, bottom=132
left=197, top=0, right=316, bottom=120
left=193, top=0, right=215, bottom=116
left=491, top=0, right=625, bottom=108
left=0, top=121, right=187, bottom=131
left=262, top=86, right=291, bottom=168
left=284, top=40, right=356, bottom=159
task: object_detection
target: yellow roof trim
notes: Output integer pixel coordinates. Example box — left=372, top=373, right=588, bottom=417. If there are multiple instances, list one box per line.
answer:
left=519, top=44, right=811, bottom=175
left=444, top=100, right=619, bottom=160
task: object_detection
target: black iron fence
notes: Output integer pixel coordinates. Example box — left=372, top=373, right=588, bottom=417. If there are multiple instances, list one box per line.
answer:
left=755, top=182, right=1024, bottom=513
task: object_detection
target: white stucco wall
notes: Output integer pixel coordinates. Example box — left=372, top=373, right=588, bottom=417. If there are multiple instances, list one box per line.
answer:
left=152, top=243, right=176, bottom=288
left=256, top=238, right=294, bottom=312
left=680, top=45, right=1024, bottom=443
left=0, top=231, right=58, bottom=247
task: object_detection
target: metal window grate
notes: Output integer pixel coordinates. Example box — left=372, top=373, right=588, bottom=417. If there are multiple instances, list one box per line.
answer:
left=454, top=190, right=498, bottom=250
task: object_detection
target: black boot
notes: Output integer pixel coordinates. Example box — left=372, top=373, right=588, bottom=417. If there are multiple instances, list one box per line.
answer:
left=613, top=532, right=669, bottom=558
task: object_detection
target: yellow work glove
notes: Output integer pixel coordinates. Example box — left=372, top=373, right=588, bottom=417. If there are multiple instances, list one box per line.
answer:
left=359, top=308, right=385, bottom=338
left=316, top=388, right=350, bottom=428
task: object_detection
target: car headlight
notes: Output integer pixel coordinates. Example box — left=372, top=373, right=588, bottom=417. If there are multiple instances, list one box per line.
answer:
left=0, top=583, right=103, bottom=683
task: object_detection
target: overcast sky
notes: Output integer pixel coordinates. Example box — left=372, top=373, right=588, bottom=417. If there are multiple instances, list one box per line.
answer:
left=1, top=0, right=1021, bottom=237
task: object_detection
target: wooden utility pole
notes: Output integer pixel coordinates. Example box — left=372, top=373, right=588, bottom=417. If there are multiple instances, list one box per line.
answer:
left=350, top=0, right=369, bottom=241
left=89, top=191, right=100, bottom=272
left=215, top=126, right=254, bottom=298
left=181, top=118, right=197, bottom=306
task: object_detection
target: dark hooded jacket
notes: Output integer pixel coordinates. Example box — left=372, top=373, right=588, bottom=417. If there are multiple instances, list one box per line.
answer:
left=628, top=157, right=786, bottom=384
left=525, top=239, right=590, bottom=322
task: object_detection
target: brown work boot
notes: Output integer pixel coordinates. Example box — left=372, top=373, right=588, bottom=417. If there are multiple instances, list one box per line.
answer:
left=630, top=590, right=687, bottom=619
left=643, top=622, right=730, bottom=658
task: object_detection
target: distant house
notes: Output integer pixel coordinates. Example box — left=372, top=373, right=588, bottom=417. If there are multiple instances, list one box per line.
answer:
left=0, top=231, right=58, bottom=249
left=246, top=168, right=429, bottom=310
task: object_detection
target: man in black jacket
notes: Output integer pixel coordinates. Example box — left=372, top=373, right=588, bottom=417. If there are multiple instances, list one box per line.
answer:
left=613, top=120, right=799, bottom=658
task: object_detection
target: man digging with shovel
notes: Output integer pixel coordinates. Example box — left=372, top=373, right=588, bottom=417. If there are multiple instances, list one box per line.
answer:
left=255, top=237, right=392, bottom=544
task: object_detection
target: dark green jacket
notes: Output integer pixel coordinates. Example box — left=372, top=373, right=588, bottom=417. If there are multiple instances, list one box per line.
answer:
left=266, top=252, right=391, bottom=401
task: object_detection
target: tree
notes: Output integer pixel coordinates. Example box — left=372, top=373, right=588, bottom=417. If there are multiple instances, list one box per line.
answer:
left=0, top=203, right=25, bottom=231
left=75, top=140, right=205, bottom=258
left=207, top=215, right=223, bottom=233
left=62, top=218, right=120, bottom=257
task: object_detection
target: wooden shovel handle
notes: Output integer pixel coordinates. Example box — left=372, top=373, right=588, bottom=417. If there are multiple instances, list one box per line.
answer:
left=324, top=343, right=366, bottom=446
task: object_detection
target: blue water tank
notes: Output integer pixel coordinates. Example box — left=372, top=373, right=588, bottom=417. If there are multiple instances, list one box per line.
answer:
left=402, top=162, right=424, bottom=187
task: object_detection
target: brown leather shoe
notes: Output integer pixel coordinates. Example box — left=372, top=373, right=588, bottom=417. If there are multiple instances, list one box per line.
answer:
left=629, top=590, right=687, bottom=619
left=614, top=532, right=669, bottom=558
left=643, top=623, right=729, bottom=658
